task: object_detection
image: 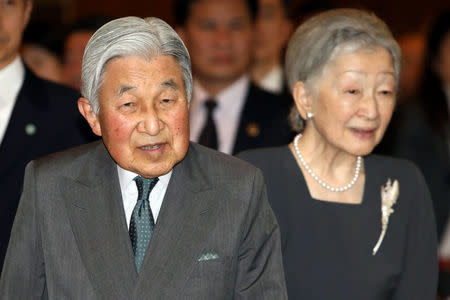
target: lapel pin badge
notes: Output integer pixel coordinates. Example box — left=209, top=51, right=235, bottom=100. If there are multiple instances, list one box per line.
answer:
left=246, top=122, right=260, bottom=138
left=25, top=123, right=37, bottom=136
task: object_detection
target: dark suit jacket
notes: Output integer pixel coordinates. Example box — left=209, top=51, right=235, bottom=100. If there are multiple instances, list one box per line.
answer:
left=0, top=141, right=287, bottom=299
left=232, top=83, right=292, bottom=154
left=0, top=67, right=96, bottom=271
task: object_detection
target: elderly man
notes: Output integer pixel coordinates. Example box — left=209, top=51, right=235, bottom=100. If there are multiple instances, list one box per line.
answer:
left=0, top=17, right=287, bottom=299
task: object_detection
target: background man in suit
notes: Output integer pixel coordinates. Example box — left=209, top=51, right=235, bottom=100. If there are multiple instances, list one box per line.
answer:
left=0, top=0, right=94, bottom=271
left=251, top=0, right=294, bottom=95
left=174, top=0, right=292, bottom=155
left=0, top=16, right=287, bottom=299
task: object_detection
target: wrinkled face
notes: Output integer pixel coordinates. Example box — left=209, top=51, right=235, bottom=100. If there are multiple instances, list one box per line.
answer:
left=435, top=31, right=450, bottom=87
left=0, top=0, right=32, bottom=69
left=297, top=47, right=396, bottom=156
left=178, top=0, right=253, bottom=87
left=63, top=31, right=93, bottom=90
left=253, top=0, right=292, bottom=62
left=79, top=55, right=190, bottom=178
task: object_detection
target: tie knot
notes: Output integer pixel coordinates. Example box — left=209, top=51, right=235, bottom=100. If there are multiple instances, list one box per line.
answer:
left=204, top=99, right=217, bottom=112
left=134, top=176, right=159, bottom=202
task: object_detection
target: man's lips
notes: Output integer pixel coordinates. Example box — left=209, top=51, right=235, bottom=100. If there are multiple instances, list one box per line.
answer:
left=138, top=143, right=164, bottom=151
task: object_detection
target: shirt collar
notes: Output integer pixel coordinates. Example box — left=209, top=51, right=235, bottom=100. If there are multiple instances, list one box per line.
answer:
left=117, top=164, right=172, bottom=191
left=0, top=56, right=25, bottom=107
left=191, top=75, right=250, bottom=117
left=259, top=64, right=284, bottom=94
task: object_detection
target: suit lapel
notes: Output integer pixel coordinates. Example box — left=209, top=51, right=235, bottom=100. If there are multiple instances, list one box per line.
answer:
left=0, top=69, right=42, bottom=177
left=63, top=142, right=137, bottom=299
left=134, top=144, right=220, bottom=299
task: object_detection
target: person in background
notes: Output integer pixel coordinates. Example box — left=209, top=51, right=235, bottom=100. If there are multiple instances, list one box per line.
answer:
left=396, top=31, right=426, bottom=104
left=0, top=16, right=287, bottom=299
left=0, top=0, right=94, bottom=272
left=62, top=15, right=111, bottom=90
left=239, top=8, right=438, bottom=299
left=174, top=0, right=292, bottom=155
left=250, top=0, right=293, bottom=95
left=21, top=21, right=65, bottom=84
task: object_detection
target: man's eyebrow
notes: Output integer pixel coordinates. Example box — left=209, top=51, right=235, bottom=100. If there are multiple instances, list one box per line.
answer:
left=160, top=79, right=179, bottom=90
left=117, top=85, right=136, bottom=96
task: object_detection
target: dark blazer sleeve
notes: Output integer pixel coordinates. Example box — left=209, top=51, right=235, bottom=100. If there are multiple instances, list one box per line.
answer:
left=234, top=168, right=287, bottom=299
left=393, top=163, right=438, bottom=299
left=0, top=161, right=47, bottom=299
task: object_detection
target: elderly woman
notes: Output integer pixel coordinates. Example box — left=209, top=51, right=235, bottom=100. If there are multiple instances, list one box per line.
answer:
left=238, top=8, right=438, bottom=299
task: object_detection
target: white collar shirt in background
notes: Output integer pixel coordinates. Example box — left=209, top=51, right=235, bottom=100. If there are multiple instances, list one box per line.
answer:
left=117, top=165, right=172, bottom=229
left=0, top=56, right=25, bottom=144
left=189, top=75, right=249, bottom=154
left=257, top=64, right=284, bottom=95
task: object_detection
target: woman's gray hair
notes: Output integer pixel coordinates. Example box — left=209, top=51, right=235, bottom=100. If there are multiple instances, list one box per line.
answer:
left=81, top=16, right=193, bottom=113
left=285, top=8, right=401, bottom=132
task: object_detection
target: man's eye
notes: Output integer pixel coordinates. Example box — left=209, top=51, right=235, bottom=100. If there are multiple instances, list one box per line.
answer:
left=162, top=99, right=174, bottom=104
left=199, top=21, right=216, bottom=31
left=1, top=0, right=15, bottom=6
left=122, top=102, right=135, bottom=108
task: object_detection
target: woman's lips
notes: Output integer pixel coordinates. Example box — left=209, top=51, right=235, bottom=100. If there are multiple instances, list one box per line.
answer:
left=350, top=127, right=377, bottom=139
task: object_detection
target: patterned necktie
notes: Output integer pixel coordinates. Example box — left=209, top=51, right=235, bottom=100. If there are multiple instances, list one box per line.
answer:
left=198, top=99, right=218, bottom=149
left=129, top=176, right=159, bottom=272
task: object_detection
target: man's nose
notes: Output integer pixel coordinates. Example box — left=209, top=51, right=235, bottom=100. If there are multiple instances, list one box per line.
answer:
left=137, top=107, right=163, bottom=135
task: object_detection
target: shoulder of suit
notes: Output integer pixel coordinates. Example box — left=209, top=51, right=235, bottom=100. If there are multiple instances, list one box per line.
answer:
left=23, top=67, right=80, bottom=101
left=33, top=141, right=102, bottom=174
left=247, top=83, right=290, bottom=110
left=187, top=142, right=261, bottom=177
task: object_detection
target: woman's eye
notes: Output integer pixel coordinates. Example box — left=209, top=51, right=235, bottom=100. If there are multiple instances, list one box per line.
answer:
left=380, top=90, right=393, bottom=96
left=346, top=89, right=359, bottom=95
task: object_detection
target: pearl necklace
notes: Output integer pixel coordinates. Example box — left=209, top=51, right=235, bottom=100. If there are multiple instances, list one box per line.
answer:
left=293, top=133, right=362, bottom=192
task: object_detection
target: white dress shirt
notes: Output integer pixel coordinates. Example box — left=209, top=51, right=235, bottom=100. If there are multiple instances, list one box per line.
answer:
left=117, top=165, right=172, bottom=229
left=257, top=64, right=284, bottom=95
left=0, top=56, right=25, bottom=144
left=189, top=75, right=249, bottom=154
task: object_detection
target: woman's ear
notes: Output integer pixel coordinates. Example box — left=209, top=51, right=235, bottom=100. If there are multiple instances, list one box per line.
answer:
left=292, top=81, right=313, bottom=120
left=78, top=97, right=102, bottom=136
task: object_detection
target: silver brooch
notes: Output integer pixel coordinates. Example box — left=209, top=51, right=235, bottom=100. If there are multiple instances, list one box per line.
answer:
left=372, top=178, right=399, bottom=255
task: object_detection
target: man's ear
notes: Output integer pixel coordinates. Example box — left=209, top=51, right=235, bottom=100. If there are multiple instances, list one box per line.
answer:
left=78, top=97, right=102, bottom=136
left=292, top=81, right=312, bottom=120
left=23, top=0, right=33, bottom=28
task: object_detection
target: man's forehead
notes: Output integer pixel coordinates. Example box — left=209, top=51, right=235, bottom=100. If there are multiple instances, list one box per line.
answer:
left=190, top=0, right=251, bottom=16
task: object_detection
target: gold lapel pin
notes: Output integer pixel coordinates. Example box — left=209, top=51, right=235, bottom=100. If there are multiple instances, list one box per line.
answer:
left=246, top=122, right=260, bottom=138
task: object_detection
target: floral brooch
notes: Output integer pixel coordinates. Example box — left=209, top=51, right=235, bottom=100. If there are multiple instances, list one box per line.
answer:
left=372, top=178, right=399, bottom=255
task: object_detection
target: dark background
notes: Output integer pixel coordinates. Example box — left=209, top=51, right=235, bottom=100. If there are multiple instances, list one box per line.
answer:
left=31, top=0, right=450, bottom=37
